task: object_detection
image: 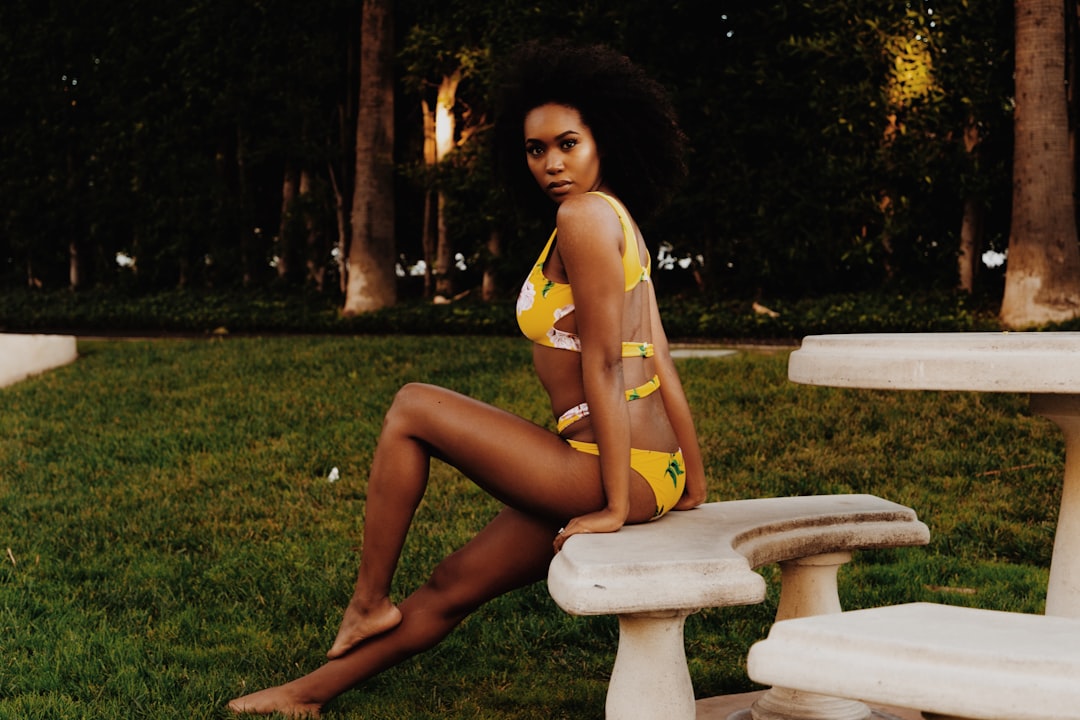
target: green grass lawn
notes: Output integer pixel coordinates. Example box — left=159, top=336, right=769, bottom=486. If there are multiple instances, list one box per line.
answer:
left=0, top=336, right=1059, bottom=719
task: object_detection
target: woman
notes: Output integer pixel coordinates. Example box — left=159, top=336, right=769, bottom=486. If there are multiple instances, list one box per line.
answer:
left=228, top=40, right=706, bottom=717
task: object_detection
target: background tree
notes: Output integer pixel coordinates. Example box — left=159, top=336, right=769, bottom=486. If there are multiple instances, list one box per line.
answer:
left=1000, top=0, right=1080, bottom=327
left=343, top=0, right=396, bottom=315
left=9, top=0, right=1076, bottom=319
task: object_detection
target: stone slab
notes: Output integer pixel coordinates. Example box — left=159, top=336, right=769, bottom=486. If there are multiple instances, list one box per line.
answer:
left=0, top=334, right=78, bottom=388
left=747, top=602, right=1080, bottom=720
left=670, top=347, right=738, bottom=359
left=548, top=494, right=929, bottom=616
left=789, top=331, right=1080, bottom=393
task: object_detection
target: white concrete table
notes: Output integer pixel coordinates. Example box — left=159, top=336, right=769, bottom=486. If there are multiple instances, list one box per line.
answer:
left=788, top=331, right=1080, bottom=617
left=741, top=332, right=1080, bottom=720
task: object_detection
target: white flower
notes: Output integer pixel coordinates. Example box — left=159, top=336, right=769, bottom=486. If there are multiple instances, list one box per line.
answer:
left=517, top=280, right=536, bottom=315
left=982, top=249, right=1007, bottom=269
left=547, top=328, right=581, bottom=351
left=328, top=467, right=340, bottom=483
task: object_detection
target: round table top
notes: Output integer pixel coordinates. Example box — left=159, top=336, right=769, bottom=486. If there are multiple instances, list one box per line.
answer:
left=788, top=332, right=1080, bottom=393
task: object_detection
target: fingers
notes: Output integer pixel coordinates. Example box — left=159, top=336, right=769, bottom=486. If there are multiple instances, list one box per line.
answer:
left=553, top=526, right=568, bottom=554
left=672, top=495, right=703, bottom=512
left=553, top=511, right=631, bottom=553
left=553, top=525, right=583, bottom=554
left=552, top=522, right=592, bottom=553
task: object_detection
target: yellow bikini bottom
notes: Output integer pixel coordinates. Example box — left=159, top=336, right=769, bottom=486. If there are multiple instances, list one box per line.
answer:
left=565, top=440, right=685, bottom=519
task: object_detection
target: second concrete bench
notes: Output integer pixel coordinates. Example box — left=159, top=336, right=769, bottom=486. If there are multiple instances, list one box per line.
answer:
left=546, top=493, right=930, bottom=720
left=747, top=601, right=1080, bottom=720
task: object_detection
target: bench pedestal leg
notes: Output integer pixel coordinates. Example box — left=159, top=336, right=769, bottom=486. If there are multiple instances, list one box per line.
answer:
left=1031, top=394, right=1080, bottom=618
left=607, top=610, right=696, bottom=720
left=730, top=552, right=873, bottom=720
left=773, top=551, right=849, bottom=619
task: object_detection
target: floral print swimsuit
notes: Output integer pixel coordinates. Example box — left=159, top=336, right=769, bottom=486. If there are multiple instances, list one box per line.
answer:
left=515, top=192, right=684, bottom=518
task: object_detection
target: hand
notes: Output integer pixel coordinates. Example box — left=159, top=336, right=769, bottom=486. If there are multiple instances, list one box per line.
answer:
left=672, top=492, right=705, bottom=511
left=553, top=509, right=626, bottom=553
left=672, top=477, right=706, bottom=511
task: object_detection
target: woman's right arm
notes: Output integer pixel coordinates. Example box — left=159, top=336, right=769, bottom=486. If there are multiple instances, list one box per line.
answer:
left=647, top=285, right=707, bottom=510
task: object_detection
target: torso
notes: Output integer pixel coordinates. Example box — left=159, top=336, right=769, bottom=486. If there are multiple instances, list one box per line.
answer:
left=516, top=191, right=676, bottom=451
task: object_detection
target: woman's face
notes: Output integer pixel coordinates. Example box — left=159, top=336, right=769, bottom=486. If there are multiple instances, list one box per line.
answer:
left=523, top=103, right=603, bottom=204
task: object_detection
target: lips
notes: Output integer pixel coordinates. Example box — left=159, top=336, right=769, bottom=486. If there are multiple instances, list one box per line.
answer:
left=547, top=181, right=572, bottom=195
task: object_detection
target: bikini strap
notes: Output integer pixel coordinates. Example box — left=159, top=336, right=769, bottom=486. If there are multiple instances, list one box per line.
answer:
left=625, top=374, right=660, bottom=401
left=587, top=192, right=647, bottom=286
left=622, top=341, right=654, bottom=358
left=555, top=374, right=661, bottom=434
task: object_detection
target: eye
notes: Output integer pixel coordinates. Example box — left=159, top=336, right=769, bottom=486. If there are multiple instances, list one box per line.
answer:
left=525, top=143, right=545, bottom=157
left=560, top=139, right=578, bottom=151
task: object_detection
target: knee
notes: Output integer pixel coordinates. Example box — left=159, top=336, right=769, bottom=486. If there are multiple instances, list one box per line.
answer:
left=383, top=382, right=440, bottom=430
left=421, top=553, right=485, bottom=622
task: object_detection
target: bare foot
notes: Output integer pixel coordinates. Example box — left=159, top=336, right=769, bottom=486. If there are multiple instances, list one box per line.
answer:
left=227, top=684, right=322, bottom=717
left=326, top=599, right=402, bottom=659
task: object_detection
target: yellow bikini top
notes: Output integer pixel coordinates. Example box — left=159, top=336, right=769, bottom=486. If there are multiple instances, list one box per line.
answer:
left=516, top=192, right=652, bottom=357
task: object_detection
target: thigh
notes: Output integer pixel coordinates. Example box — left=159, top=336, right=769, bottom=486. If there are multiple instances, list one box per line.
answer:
left=387, top=383, right=654, bottom=522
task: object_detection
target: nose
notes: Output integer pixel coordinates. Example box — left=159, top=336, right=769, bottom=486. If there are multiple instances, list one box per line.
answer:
left=545, top=152, right=564, bottom=173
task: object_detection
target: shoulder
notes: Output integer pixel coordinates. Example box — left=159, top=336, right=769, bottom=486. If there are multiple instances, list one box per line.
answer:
left=555, top=193, right=624, bottom=250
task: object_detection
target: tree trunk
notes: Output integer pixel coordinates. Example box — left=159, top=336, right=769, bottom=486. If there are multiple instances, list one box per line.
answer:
left=957, top=120, right=984, bottom=293
left=68, top=240, right=81, bottom=290
left=67, top=152, right=82, bottom=290
left=1001, top=0, right=1080, bottom=327
left=482, top=228, right=502, bottom=301
left=432, top=71, right=461, bottom=298
left=421, top=99, right=437, bottom=298
left=434, top=190, right=452, bottom=297
left=300, top=170, right=327, bottom=292
left=957, top=197, right=984, bottom=293
left=277, top=165, right=299, bottom=281
left=342, top=0, right=395, bottom=316
left=237, top=126, right=257, bottom=288
left=27, top=259, right=41, bottom=289
left=327, top=160, right=348, bottom=294
left=422, top=189, right=436, bottom=297
left=1068, top=0, right=1078, bottom=169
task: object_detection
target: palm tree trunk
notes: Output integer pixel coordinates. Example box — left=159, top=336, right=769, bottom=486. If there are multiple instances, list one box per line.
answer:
left=1001, top=0, right=1080, bottom=327
left=343, top=0, right=396, bottom=315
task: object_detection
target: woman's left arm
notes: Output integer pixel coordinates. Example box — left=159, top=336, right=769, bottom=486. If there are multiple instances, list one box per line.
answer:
left=647, top=284, right=708, bottom=510
left=556, top=195, right=635, bottom=535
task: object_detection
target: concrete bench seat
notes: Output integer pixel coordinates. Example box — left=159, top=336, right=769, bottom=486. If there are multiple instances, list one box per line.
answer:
left=547, top=494, right=930, bottom=720
left=747, top=602, right=1080, bottom=720
left=0, top=333, right=78, bottom=388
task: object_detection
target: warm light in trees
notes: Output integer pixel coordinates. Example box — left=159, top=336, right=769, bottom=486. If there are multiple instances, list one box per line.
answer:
left=435, top=99, right=454, bottom=161
left=434, top=70, right=461, bottom=163
left=885, top=34, right=938, bottom=109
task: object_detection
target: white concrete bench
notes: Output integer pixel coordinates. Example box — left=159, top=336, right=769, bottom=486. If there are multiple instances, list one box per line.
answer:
left=547, top=494, right=930, bottom=720
left=0, top=333, right=78, bottom=387
left=746, top=602, right=1080, bottom=720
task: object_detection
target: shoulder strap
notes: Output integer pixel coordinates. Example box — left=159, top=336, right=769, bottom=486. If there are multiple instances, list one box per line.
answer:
left=587, top=192, right=643, bottom=272
left=536, top=227, right=558, bottom=264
